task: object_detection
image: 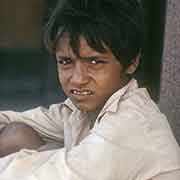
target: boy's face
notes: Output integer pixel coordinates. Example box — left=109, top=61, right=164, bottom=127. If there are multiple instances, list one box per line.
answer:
left=55, top=35, right=130, bottom=112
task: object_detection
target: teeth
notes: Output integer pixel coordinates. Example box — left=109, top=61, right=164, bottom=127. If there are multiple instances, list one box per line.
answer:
left=72, top=90, right=92, bottom=95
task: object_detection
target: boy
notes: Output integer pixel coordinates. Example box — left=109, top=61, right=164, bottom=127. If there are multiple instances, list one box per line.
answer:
left=0, top=0, right=180, bottom=179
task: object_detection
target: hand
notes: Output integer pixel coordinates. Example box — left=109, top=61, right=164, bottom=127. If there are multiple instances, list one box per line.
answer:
left=0, top=123, right=8, bottom=134
left=0, top=122, right=45, bottom=157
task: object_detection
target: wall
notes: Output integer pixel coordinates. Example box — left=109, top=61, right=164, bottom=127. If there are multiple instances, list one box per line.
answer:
left=0, top=0, right=65, bottom=111
left=0, top=0, right=44, bottom=48
left=159, top=0, right=180, bottom=144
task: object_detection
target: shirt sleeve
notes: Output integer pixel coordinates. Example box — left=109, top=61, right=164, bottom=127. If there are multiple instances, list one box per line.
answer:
left=0, top=131, right=141, bottom=180
left=30, top=110, right=180, bottom=180
left=1, top=109, right=180, bottom=180
left=0, top=112, right=152, bottom=180
left=152, top=170, right=180, bottom=180
left=0, top=103, right=66, bottom=143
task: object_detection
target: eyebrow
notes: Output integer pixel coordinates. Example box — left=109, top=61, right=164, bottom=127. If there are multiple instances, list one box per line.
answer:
left=56, top=55, right=106, bottom=61
left=56, top=56, right=72, bottom=60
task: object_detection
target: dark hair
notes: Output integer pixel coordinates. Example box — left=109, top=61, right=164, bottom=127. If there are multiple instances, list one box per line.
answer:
left=44, top=0, right=144, bottom=68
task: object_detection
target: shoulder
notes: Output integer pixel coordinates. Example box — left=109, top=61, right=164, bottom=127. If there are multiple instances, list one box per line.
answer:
left=97, top=87, right=178, bottom=149
left=92, top=88, right=180, bottom=179
left=93, top=91, right=151, bottom=151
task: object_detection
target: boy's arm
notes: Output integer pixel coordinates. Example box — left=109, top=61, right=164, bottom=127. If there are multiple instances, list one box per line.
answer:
left=0, top=122, right=45, bottom=157
left=0, top=112, right=180, bottom=180
left=0, top=103, right=65, bottom=144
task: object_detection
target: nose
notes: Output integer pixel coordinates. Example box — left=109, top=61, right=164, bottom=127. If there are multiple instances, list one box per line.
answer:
left=70, top=61, right=89, bottom=86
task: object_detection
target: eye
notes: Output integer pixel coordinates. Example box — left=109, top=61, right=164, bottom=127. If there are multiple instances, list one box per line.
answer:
left=57, top=58, right=73, bottom=65
left=90, top=59, right=106, bottom=65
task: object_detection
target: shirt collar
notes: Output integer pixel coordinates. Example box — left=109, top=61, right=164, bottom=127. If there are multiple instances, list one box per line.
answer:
left=63, top=98, right=77, bottom=111
left=98, top=78, right=138, bottom=116
left=62, top=78, right=138, bottom=114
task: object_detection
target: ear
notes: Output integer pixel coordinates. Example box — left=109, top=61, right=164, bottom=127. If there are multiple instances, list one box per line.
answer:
left=125, top=54, right=140, bottom=75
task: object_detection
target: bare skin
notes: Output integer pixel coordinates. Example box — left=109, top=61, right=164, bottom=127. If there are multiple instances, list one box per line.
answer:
left=55, top=34, right=139, bottom=113
left=0, top=122, right=45, bottom=157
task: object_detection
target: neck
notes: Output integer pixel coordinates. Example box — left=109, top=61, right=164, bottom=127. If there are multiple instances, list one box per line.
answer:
left=86, top=108, right=101, bottom=128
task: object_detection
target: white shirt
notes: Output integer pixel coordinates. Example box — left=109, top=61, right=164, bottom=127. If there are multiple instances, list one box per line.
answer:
left=0, top=79, right=180, bottom=180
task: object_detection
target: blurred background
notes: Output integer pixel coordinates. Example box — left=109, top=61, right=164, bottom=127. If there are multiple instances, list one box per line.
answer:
left=0, top=0, right=166, bottom=110
left=0, top=0, right=66, bottom=110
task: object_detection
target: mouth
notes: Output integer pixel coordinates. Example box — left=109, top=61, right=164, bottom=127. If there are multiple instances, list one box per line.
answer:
left=70, top=89, right=94, bottom=96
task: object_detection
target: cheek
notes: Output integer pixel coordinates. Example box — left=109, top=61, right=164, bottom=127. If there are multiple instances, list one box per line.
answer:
left=98, top=68, right=124, bottom=91
left=57, top=69, right=62, bottom=82
left=57, top=69, right=67, bottom=87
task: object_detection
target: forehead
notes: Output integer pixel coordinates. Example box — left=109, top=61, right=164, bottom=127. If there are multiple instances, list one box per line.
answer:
left=55, top=33, right=108, bottom=58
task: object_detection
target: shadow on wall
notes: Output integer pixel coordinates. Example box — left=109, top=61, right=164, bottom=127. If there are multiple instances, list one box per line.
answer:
left=138, top=0, right=166, bottom=102
left=0, top=48, right=66, bottom=111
